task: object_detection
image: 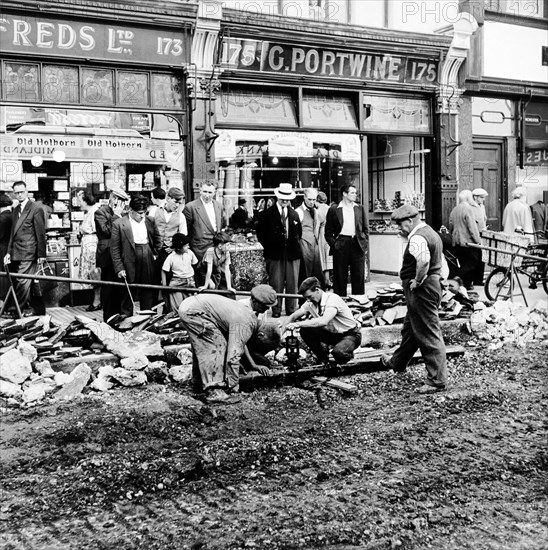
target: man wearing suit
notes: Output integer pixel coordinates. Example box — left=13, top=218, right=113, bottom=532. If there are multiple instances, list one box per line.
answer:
left=95, top=187, right=129, bottom=322
left=256, top=183, right=302, bottom=317
left=183, top=181, right=224, bottom=284
left=4, top=181, right=46, bottom=315
left=325, top=184, right=369, bottom=296
left=111, top=195, right=161, bottom=318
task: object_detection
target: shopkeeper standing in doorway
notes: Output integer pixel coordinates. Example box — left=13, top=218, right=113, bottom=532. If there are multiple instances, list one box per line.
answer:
left=4, top=181, right=47, bottom=316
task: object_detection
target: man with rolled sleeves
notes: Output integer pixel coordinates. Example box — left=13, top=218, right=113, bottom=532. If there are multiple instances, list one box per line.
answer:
left=95, top=187, right=129, bottom=323
left=381, top=205, right=447, bottom=394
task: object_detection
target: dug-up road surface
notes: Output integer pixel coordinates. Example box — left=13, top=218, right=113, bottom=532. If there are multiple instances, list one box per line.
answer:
left=1, top=341, right=547, bottom=550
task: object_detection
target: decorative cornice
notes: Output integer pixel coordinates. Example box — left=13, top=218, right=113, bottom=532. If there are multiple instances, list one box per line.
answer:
left=221, top=8, right=452, bottom=55
left=437, top=12, right=479, bottom=114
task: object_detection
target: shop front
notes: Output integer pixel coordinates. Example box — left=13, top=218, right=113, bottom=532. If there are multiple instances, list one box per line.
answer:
left=214, top=32, right=445, bottom=274
left=0, top=10, right=190, bottom=301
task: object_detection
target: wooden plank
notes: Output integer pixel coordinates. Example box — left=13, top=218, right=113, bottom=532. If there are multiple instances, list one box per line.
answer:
left=310, top=376, right=357, bottom=394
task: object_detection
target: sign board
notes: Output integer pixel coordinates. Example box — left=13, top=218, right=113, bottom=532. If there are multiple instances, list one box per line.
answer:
left=0, top=13, right=188, bottom=65
left=1, top=133, right=184, bottom=165
left=222, top=38, right=439, bottom=86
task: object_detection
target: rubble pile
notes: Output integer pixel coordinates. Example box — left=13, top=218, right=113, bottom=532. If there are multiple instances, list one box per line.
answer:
left=345, top=282, right=483, bottom=327
left=469, top=300, right=548, bottom=349
left=0, top=315, right=192, bottom=406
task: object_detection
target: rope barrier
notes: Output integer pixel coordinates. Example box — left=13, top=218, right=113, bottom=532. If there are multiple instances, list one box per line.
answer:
left=0, top=270, right=302, bottom=299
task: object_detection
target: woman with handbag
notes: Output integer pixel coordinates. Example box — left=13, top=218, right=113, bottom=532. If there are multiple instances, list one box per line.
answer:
left=79, top=193, right=102, bottom=311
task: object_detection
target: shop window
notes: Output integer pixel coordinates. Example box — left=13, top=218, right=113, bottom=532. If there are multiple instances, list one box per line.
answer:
left=219, top=89, right=298, bottom=128
left=43, top=66, right=79, bottom=104
left=3, top=63, right=40, bottom=102
left=363, top=95, right=431, bottom=134
left=151, top=74, right=184, bottom=109
left=368, top=134, right=429, bottom=231
left=302, top=93, right=358, bottom=129
left=118, top=71, right=149, bottom=107
left=216, top=129, right=360, bottom=214
left=81, top=68, right=114, bottom=106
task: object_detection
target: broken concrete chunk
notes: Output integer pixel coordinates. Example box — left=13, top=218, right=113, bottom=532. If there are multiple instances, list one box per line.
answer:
left=54, top=363, right=92, bottom=399
left=0, top=349, right=32, bottom=385
left=120, top=355, right=150, bottom=371
left=90, top=377, right=114, bottom=392
left=169, top=364, right=192, bottom=384
left=34, top=359, right=55, bottom=376
left=17, top=339, right=38, bottom=362
left=177, top=348, right=193, bottom=366
left=0, top=379, right=23, bottom=398
left=111, top=368, right=147, bottom=386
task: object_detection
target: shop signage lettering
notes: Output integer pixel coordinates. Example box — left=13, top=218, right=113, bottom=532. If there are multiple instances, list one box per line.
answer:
left=0, top=14, right=187, bottom=65
left=525, top=147, right=548, bottom=166
left=222, top=39, right=439, bottom=85
left=0, top=134, right=182, bottom=164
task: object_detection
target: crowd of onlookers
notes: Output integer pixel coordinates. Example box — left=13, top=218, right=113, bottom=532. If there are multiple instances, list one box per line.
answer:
left=1, top=179, right=545, bottom=319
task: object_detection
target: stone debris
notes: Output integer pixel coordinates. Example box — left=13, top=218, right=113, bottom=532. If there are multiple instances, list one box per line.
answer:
left=469, top=300, right=548, bottom=348
left=120, top=355, right=150, bottom=371
left=54, top=363, right=92, bottom=400
left=0, top=379, right=23, bottom=398
left=0, top=349, right=32, bottom=385
left=111, top=368, right=147, bottom=387
left=169, top=364, right=192, bottom=384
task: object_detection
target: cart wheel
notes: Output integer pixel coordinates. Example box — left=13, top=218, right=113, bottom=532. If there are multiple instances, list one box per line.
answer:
left=484, top=267, right=513, bottom=301
left=542, top=265, right=548, bottom=295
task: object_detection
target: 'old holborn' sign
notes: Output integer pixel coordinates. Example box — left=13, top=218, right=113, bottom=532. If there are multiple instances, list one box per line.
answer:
left=0, top=13, right=188, bottom=65
left=222, top=38, right=439, bottom=85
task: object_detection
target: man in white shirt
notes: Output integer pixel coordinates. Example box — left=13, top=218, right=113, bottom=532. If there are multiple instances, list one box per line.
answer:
left=381, top=205, right=447, bottom=394
left=282, top=276, right=361, bottom=365
left=325, top=184, right=369, bottom=296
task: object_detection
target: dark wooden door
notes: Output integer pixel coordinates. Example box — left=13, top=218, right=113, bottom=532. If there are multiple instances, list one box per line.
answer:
left=472, top=140, right=504, bottom=231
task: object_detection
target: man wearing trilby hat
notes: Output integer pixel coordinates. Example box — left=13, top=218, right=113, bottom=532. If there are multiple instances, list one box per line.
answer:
left=256, top=183, right=302, bottom=317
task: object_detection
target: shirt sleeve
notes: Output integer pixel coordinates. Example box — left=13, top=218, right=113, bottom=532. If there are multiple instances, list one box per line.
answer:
left=408, top=234, right=431, bottom=265
left=162, top=254, right=173, bottom=272
left=203, top=248, right=213, bottom=265
left=224, top=250, right=231, bottom=266
left=190, top=250, right=198, bottom=265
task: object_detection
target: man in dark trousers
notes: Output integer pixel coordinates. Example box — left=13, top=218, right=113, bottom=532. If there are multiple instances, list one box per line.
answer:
left=111, top=195, right=161, bottom=318
left=381, top=205, right=447, bottom=394
left=94, top=187, right=129, bottom=323
left=325, top=184, right=368, bottom=296
left=256, top=183, right=302, bottom=318
left=4, top=181, right=46, bottom=315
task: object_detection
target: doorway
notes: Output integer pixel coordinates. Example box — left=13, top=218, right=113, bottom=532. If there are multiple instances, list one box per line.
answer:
left=472, top=139, right=505, bottom=231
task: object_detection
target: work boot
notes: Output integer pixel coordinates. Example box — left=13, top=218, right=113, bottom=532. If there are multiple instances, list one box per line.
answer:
left=205, top=388, right=241, bottom=404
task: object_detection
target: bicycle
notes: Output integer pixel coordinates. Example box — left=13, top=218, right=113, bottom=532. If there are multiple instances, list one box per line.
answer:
left=483, top=230, right=548, bottom=301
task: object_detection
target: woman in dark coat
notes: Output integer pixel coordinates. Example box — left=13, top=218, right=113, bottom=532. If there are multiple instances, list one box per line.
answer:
left=0, top=193, right=14, bottom=302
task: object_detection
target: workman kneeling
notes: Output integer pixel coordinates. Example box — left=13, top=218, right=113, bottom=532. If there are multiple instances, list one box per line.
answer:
left=282, top=277, right=361, bottom=365
left=178, top=286, right=280, bottom=404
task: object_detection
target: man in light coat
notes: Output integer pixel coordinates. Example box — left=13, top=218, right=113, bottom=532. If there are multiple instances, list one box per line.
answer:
left=183, top=181, right=224, bottom=264
left=296, top=188, right=323, bottom=285
left=503, top=187, right=535, bottom=243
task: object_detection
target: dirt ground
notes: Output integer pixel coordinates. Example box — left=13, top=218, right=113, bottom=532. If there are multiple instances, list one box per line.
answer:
left=1, top=339, right=547, bottom=550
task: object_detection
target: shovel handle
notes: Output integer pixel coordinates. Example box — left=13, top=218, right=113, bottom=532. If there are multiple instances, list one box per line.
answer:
left=121, top=273, right=138, bottom=312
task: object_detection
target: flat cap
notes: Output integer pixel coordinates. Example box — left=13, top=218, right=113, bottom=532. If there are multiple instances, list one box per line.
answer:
left=472, top=188, right=488, bottom=197
left=391, top=204, right=420, bottom=221
left=110, top=187, right=129, bottom=201
left=250, top=284, right=278, bottom=307
left=167, top=187, right=185, bottom=200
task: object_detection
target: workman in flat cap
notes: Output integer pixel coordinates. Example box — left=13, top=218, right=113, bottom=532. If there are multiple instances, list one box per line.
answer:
left=381, top=205, right=448, bottom=394
left=178, top=284, right=281, bottom=404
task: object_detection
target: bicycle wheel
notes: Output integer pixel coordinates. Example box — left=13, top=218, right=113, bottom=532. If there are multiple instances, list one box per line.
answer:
left=542, top=264, right=548, bottom=295
left=484, top=267, right=513, bottom=301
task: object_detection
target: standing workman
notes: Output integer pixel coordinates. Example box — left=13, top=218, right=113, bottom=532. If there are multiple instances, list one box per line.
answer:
left=381, top=205, right=447, bottom=394
left=178, top=285, right=281, bottom=404
left=282, top=276, right=362, bottom=366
